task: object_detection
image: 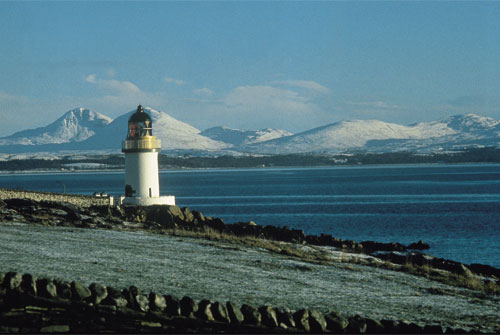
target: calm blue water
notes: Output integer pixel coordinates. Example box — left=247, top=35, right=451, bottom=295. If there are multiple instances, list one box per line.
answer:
left=1, top=164, right=499, bottom=268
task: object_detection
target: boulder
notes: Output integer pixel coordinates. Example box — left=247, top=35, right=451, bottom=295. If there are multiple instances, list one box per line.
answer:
left=21, top=273, right=37, bottom=295
left=145, top=205, right=185, bottom=226
left=469, top=263, right=500, bottom=278
left=196, top=299, right=214, bottom=321
left=206, top=217, right=225, bottom=231
left=211, top=301, right=230, bottom=323
left=325, top=312, right=349, bottom=333
left=407, top=240, right=430, bottom=250
left=4, top=198, right=38, bottom=210
left=165, top=295, right=181, bottom=316
left=241, top=304, right=261, bottom=325
left=3, top=272, right=22, bottom=291
left=89, top=283, right=108, bottom=305
left=258, top=306, right=279, bottom=328
left=346, top=315, right=367, bottom=334
left=181, top=207, right=195, bottom=223
left=380, top=319, right=398, bottom=333
left=122, top=286, right=140, bottom=309
left=101, top=286, right=128, bottom=308
left=54, top=280, right=72, bottom=300
left=36, top=278, right=57, bottom=299
left=226, top=301, right=244, bottom=324
left=192, top=210, right=205, bottom=223
left=180, top=296, right=198, bottom=317
left=135, top=294, right=150, bottom=312
left=276, top=307, right=296, bottom=329
left=71, top=281, right=91, bottom=301
left=148, top=292, right=167, bottom=312
left=365, top=318, right=385, bottom=334
left=398, top=320, right=423, bottom=333
left=293, top=309, right=310, bottom=332
left=308, top=309, right=327, bottom=332
left=423, top=324, right=444, bottom=334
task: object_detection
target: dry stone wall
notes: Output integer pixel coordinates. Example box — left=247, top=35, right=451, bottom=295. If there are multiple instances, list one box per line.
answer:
left=0, top=188, right=110, bottom=207
left=0, top=271, right=464, bottom=334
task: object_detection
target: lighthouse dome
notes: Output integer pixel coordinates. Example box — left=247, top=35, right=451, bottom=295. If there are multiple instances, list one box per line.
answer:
left=127, top=105, right=153, bottom=138
left=129, top=105, right=152, bottom=123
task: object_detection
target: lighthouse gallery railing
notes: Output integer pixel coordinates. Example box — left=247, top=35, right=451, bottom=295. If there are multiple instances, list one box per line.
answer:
left=122, top=138, right=161, bottom=151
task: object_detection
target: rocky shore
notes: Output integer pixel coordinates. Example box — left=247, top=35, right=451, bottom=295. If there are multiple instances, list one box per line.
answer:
left=1, top=190, right=500, bottom=333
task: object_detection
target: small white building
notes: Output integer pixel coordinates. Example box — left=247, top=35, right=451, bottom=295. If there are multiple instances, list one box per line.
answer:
left=120, top=105, right=175, bottom=206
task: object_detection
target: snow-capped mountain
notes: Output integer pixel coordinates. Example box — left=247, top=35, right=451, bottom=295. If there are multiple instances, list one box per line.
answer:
left=244, top=114, right=500, bottom=154
left=0, top=109, right=499, bottom=155
left=58, top=107, right=229, bottom=152
left=0, top=108, right=112, bottom=146
left=200, top=126, right=293, bottom=147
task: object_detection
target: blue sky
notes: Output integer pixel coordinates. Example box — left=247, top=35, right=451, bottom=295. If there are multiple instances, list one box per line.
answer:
left=0, top=1, right=499, bottom=137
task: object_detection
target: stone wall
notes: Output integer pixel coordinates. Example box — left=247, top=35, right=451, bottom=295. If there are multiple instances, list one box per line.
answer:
left=0, top=188, right=110, bottom=207
left=0, top=271, right=460, bottom=334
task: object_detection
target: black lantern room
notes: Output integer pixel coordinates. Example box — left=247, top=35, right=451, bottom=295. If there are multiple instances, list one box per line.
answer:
left=127, top=105, right=153, bottom=138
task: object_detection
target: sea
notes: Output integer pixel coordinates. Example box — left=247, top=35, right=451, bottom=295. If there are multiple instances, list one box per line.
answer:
left=1, top=163, right=499, bottom=268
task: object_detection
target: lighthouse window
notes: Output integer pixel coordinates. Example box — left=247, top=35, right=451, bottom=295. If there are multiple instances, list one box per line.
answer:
left=129, top=122, right=138, bottom=138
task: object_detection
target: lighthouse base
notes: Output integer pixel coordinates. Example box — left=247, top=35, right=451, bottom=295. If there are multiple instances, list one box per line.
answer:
left=119, top=195, right=176, bottom=206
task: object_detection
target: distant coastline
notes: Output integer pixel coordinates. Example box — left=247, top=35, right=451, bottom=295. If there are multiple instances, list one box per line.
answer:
left=1, top=147, right=500, bottom=173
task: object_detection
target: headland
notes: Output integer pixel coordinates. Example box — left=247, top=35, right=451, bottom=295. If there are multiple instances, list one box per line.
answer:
left=1, top=188, right=499, bottom=333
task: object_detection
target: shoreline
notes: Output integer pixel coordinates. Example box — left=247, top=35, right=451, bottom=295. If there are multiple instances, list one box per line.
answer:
left=2, top=161, right=500, bottom=175
left=1, top=190, right=500, bottom=333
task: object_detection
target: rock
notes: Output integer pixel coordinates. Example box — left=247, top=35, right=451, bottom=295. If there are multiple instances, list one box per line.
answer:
left=148, top=292, right=166, bottom=311
left=325, top=312, right=348, bottom=333
left=3, top=272, right=22, bottom=291
left=241, top=304, right=261, bottom=325
left=192, top=210, right=205, bottom=223
left=399, top=320, right=423, bottom=333
left=40, top=325, right=70, bottom=333
left=380, top=319, right=398, bottom=333
left=165, top=295, right=181, bottom=316
left=122, top=286, right=140, bottom=309
left=145, top=205, right=185, bottom=226
left=423, top=324, right=444, bottom=334
left=54, top=280, right=71, bottom=300
left=181, top=207, right=195, bottom=223
left=4, top=198, right=38, bottom=210
left=226, top=301, right=244, bottom=324
left=347, top=315, right=367, bottom=334
left=21, top=274, right=37, bottom=295
left=101, top=286, right=127, bottom=307
left=206, top=217, right=225, bottom=230
left=180, top=296, right=198, bottom=317
left=135, top=294, right=150, bottom=312
left=469, top=263, right=500, bottom=278
left=258, top=305, right=279, bottom=328
left=36, top=278, right=57, bottom=299
left=89, top=283, right=108, bottom=305
left=407, top=240, right=430, bottom=250
left=211, top=301, right=230, bottom=323
left=293, top=309, right=310, bottom=332
left=196, top=299, right=214, bottom=321
left=71, top=281, right=91, bottom=301
left=308, top=309, right=327, bottom=332
left=458, top=264, right=474, bottom=278
left=365, top=318, right=385, bottom=334
left=276, top=307, right=296, bottom=328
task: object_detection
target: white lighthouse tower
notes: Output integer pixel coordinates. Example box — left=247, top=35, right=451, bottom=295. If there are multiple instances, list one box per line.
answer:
left=120, top=105, right=175, bottom=206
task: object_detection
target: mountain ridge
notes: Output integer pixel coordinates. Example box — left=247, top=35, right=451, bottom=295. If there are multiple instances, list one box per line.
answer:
left=0, top=108, right=499, bottom=155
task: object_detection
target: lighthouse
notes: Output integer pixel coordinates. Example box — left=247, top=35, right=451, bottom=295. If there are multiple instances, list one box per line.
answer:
left=120, top=105, right=175, bottom=206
